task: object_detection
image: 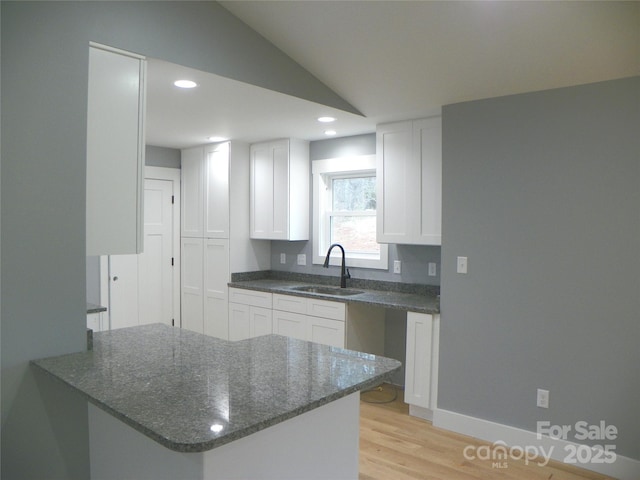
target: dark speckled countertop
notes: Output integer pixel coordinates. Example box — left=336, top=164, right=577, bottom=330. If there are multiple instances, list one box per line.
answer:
left=229, top=271, right=440, bottom=314
left=31, top=324, right=401, bottom=453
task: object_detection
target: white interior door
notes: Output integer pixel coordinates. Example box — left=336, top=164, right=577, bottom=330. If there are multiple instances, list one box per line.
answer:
left=105, top=167, right=180, bottom=330
left=109, top=254, right=139, bottom=329
left=139, top=178, right=174, bottom=326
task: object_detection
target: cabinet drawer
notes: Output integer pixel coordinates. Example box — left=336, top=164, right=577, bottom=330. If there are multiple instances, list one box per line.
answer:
left=229, top=288, right=272, bottom=308
left=308, top=317, right=345, bottom=348
left=306, top=298, right=345, bottom=321
left=273, top=293, right=307, bottom=314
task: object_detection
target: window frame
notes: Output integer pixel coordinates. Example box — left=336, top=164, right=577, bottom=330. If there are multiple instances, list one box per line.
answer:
left=312, top=155, right=388, bottom=270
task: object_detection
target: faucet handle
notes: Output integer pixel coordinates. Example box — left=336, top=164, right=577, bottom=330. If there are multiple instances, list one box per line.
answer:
left=345, top=268, right=351, bottom=279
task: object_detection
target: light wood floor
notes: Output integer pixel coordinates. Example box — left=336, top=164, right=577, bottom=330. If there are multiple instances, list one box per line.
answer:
left=359, top=385, right=614, bottom=480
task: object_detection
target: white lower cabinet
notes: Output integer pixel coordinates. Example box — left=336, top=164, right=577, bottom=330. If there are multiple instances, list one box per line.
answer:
left=181, top=238, right=229, bottom=337
left=228, top=290, right=346, bottom=348
left=87, top=312, right=105, bottom=332
left=228, top=303, right=273, bottom=341
left=228, top=288, right=273, bottom=341
left=307, top=316, right=345, bottom=348
left=273, top=294, right=346, bottom=348
left=404, top=311, right=440, bottom=420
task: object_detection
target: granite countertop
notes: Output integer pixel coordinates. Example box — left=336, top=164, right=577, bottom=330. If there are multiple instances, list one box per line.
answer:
left=86, top=302, right=107, bottom=314
left=228, top=272, right=440, bottom=314
left=31, top=324, right=400, bottom=453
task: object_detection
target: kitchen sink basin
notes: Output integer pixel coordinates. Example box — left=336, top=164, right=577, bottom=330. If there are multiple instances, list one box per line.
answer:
left=290, top=285, right=364, bottom=297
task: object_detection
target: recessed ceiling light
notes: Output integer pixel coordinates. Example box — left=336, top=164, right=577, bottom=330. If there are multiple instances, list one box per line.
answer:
left=324, top=130, right=337, bottom=136
left=207, top=136, right=227, bottom=142
left=174, top=79, right=197, bottom=89
left=318, top=116, right=336, bottom=123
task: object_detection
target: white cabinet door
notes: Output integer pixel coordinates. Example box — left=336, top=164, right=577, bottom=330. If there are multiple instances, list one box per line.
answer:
left=204, top=143, right=230, bottom=238
left=415, top=118, right=442, bottom=244
left=250, top=142, right=273, bottom=239
left=273, top=310, right=307, bottom=341
left=405, top=312, right=440, bottom=411
left=271, top=140, right=290, bottom=238
left=250, top=307, right=273, bottom=338
left=308, top=317, right=345, bottom=348
left=376, top=121, right=413, bottom=242
left=204, top=239, right=229, bottom=339
left=182, top=142, right=230, bottom=239
left=376, top=117, right=441, bottom=245
left=181, top=238, right=204, bottom=334
left=86, top=44, right=145, bottom=256
left=181, top=147, right=204, bottom=238
left=229, top=302, right=250, bottom=341
left=250, top=139, right=309, bottom=240
left=229, top=303, right=272, bottom=341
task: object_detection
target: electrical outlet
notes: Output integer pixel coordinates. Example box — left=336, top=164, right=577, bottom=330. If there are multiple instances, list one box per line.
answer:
left=280, top=253, right=286, bottom=264
left=456, top=256, right=468, bottom=274
left=393, top=260, right=402, bottom=274
left=537, top=388, right=549, bottom=408
left=297, top=254, right=306, bottom=266
left=428, top=262, right=437, bottom=276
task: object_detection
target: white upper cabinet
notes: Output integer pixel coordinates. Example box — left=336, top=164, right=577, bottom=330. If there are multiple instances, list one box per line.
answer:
left=181, top=147, right=204, bottom=237
left=181, top=142, right=230, bottom=239
left=250, top=138, right=309, bottom=240
left=86, top=43, right=146, bottom=256
left=376, top=117, right=442, bottom=245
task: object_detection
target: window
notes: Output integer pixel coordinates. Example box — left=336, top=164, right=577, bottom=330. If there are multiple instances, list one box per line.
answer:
left=313, top=155, right=388, bottom=269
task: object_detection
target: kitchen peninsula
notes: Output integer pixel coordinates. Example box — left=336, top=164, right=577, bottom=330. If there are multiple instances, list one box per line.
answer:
left=32, top=324, right=400, bottom=480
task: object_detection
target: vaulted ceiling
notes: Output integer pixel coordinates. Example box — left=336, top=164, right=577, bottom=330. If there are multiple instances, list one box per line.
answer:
left=146, top=1, right=639, bottom=149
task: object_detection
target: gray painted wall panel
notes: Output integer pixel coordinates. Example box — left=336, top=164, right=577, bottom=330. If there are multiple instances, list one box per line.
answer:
left=1, top=2, right=357, bottom=477
left=146, top=145, right=181, bottom=168
left=440, top=77, right=640, bottom=459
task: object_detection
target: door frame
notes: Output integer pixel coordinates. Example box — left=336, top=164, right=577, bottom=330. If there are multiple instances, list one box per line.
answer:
left=100, top=166, right=181, bottom=328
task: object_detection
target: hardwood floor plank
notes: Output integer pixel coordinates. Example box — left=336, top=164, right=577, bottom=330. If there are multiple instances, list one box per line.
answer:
left=359, top=385, right=614, bottom=480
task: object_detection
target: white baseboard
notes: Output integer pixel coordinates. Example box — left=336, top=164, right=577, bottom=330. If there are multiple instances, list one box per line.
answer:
left=433, top=408, right=640, bottom=480
left=408, top=404, right=434, bottom=421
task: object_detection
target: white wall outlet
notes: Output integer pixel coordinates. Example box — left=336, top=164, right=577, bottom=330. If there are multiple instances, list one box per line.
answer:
left=456, top=256, right=468, bottom=274
left=428, top=262, right=437, bottom=276
left=297, top=254, right=306, bottom=266
left=393, top=260, right=402, bottom=274
left=537, top=388, right=549, bottom=408
left=280, top=253, right=286, bottom=264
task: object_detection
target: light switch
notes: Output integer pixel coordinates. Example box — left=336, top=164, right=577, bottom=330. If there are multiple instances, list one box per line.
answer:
left=428, top=262, right=437, bottom=276
left=297, top=254, right=306, bottom=266
left=456, top=256, right=468, bottom=274
left=393, top=260, right=402, bottom=274
left=280, top=253, right=286, bottom=264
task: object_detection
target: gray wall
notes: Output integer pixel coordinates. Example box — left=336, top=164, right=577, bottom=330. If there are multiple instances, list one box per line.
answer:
left=146, top=145, right=181, bottom=169
left=0, top=2, right=355, bottom=478
left=272, top=133, right=442, bottom=286
left=440, top=77, right=640, bottom=459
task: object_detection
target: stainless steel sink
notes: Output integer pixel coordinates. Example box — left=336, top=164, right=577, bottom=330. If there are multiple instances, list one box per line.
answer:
left=290, top=285, right=364, bottom=297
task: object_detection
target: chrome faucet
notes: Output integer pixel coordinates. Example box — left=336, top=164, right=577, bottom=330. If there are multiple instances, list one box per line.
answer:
left=323, top=243, right=351, bottom=288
